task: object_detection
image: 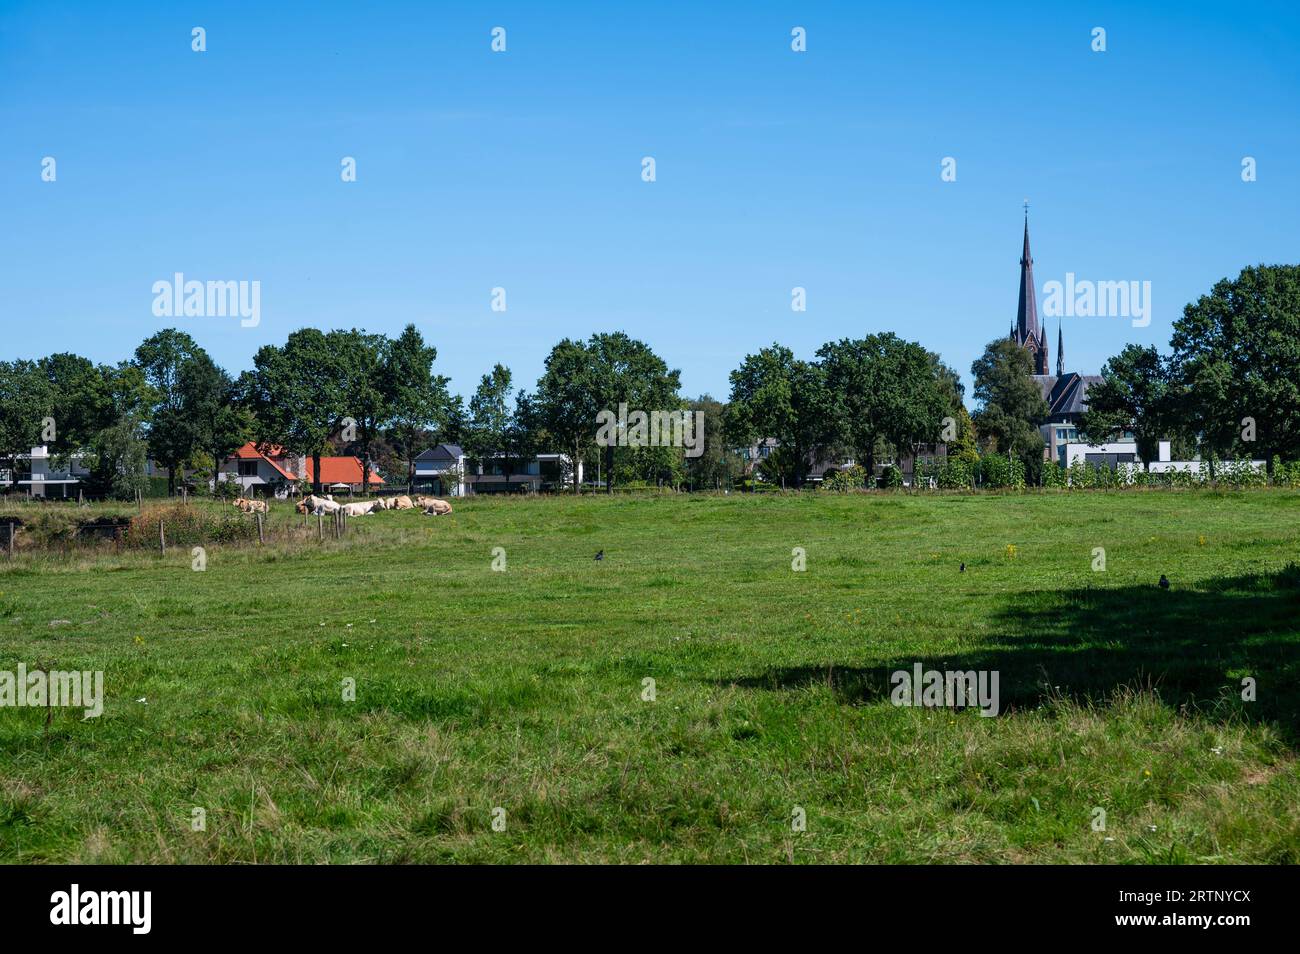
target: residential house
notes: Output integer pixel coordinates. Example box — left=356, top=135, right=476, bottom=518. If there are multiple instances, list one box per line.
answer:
left=219, top=442, right=383, bottom=496
left=0, top=446, right=91, bottom=498
left=415, top=444, right=581, bottom=494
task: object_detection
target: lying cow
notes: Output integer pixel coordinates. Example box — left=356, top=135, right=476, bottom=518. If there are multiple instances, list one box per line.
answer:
left=389, top=495, right=415, bottom=510
left=233, top=497, right=269, bottom=514
left=339, top=500, right=378, bottom=516
left=415, top=495, right=453, bottom=516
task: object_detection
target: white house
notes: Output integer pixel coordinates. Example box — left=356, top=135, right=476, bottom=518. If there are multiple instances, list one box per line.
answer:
left=1064, top=439, right=1266, bottom=477
left=0, top=446, right=91, bottom=498
left=414, top=444, right=582, bottom=495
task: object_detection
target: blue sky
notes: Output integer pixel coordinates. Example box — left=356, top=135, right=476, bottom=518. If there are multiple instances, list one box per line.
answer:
left=3, top=1, right=1298, bottom=404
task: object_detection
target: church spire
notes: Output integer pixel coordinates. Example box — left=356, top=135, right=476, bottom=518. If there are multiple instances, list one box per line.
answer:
left=1056, top=319, right=1064, bottom=376
left=1014, top=205, right=1048, bottom=375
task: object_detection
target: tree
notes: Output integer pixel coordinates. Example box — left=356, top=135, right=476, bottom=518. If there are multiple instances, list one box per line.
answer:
left=245, top=329, right=350, bottom=493
left=134, top=329, right=208, bottom=493
left=724, top=344, right=830, bottom=488
left=183, top=354, right=252, bottom=490
left=1169, top=265, right=1300, bottom=468
left=684, top=395, right=742, bottom=490
left=0, top=360, right=51, bottom=484
left=818, top=333, right=952, bottom=476
left=536, top=333, right=682, bottom=493
left=1078, top=344, right=1174, bottom=469
left=502, top=390, right=541, bottom=487
left=84, top=363, right=153, bottom=500
left=37, top=353, right=115, bottom=457
left=383, top=325, right=451, bottom=495
left=536, top=339, right=600, bottom=493
left=330, top=329, right=389, bottom=496
left=971, top=338, right=1049, bottom=466
left=464, top=364, right=514, bottom=483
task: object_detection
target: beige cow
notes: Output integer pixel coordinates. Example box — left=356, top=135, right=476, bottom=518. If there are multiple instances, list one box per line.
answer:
left=416, top=495, right=453, bottom=516
left=340, top=500, right=378, bottom=516
left=389, top=495, right=415, bottom=510
left=233, top=497, right=269, bottom=514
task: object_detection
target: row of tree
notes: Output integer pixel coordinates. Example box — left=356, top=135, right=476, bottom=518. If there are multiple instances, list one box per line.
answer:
left=1079, top=265, right=1300, bottom=472
left=2, top=264, right=1295, bottom=497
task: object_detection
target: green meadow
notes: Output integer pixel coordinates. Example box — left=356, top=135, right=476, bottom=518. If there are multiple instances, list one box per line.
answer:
left=1, top=490, right=1297, bottom=863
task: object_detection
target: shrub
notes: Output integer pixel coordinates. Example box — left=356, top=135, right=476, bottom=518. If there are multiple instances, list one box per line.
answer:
left=125, top=503, right=258, bottom=548
left=821, top=465, right=867, bottom=492
left=936, top=459, right=974, bottom=490
left=978, top=454, right=1025, bottom=490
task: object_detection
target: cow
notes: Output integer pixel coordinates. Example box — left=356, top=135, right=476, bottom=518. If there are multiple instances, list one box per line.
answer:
left=233, top=497, right=268, bottom=514
left=297, top=494, right=341, bottom=515
left=340, top=500, right=378, bottom=516
left=416, top=496, right=453, bottom=516
left=389, top=495, right=415, bottom=510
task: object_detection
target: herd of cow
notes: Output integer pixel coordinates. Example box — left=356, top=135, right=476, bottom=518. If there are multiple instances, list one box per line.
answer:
left=231, top=494, right=453, bottom=517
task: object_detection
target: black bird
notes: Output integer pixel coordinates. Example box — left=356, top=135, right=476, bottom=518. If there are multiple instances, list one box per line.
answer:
left=959, top=562, right=966, bottom=573
left=594, top=550, right=604, bottom=561
left=1158, top=574, right=1170, bottom=590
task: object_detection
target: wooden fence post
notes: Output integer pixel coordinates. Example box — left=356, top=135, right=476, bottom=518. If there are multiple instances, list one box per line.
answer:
left=158, top=518, right=165, bottom=556
left=256, top=512, right=265, bottom=545
left=317, top=513, right=324, bottom=542
left=7, top=522, right=13, bottom=559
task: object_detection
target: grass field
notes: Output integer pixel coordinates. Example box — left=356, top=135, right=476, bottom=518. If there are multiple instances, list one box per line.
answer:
left=2, top=490, right=1298, bottom=863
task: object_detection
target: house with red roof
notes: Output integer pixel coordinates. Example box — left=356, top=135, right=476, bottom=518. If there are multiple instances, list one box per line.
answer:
left=220, top=442, right=383, bottom=497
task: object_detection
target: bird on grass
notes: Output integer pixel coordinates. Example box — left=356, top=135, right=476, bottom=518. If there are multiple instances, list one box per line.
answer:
left=1158, top=574, right=1170, bottom=590
left=594, top=550, right=604, bottom=561
left=959, top=562, right=966, bottom=573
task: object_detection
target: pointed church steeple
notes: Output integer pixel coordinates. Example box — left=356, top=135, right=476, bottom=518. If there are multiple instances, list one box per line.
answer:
left=1056, top=320, right=1064, bottom=376
left=1013, top=206, right=1049, bottom=375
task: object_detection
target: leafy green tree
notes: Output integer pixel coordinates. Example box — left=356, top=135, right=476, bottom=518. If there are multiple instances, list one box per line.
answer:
left=971, top=337, right=1049, bottom=467
left=725, top=344, right=830, bottom=488
left=684, top=395, right=742, bottom=491
left=382, top=325, right=452, bottom=494
left=329, top=329, right=389, bottom=496
left=37, top=353, right=115, bottom=458
left=464, top=364, right=514, bottom=483
left=0, top=360, right=51, bottom=484
left=134, top=330, right=209, bottom=493
left=183, top=354, right=252, bottom=490
left=84, top=363, right=153, bottom=500
left=536, top=333, right=682, bottom=492
left=245, top=329, right=350, bottom=493
left=503, top=390, right=542, bottom=487
left=818, top=333, right=952, bottom=476
left=1078, top=344, right=1174, bottom=469
left=1169, top=265, right=1300, bottom=469
left=536, top=339, right=600, bottom=493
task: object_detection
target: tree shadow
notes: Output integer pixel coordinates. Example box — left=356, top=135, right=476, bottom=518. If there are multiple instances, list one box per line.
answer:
left=719, top=564, right=1300, bottom=744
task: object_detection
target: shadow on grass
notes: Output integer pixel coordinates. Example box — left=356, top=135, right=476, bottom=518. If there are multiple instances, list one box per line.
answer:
left=720, top=563, right=1300, bottom=743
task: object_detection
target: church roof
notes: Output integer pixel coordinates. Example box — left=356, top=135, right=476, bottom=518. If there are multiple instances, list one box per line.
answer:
left=1034, top=372, right=1103, bottom=417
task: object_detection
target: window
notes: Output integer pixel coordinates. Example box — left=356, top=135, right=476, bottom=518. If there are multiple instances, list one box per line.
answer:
left=238, top=460, right=258, bottom=477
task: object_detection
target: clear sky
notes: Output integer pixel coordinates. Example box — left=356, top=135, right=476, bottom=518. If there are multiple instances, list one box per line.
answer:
left=3, top=1, right=1297, bottom=404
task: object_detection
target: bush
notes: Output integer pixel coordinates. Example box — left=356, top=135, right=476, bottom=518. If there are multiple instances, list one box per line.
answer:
left=978, top=454, right=1025, bottom=490
left=1041, top=461, right=1066, bottom=488
left=821, top=465, right=867, bottom=492
left=936, top=458, right=974, bottom=490
left=125, top=503, right=258, bottom=548
left=881, top=465, right=904, bottom=490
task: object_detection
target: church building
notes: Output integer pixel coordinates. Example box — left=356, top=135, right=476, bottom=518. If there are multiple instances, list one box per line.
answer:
left=1009, top=213, right=1104, bottom=465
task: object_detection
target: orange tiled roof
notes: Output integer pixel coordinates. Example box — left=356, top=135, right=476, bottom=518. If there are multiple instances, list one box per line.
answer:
left=305, top=457, right=384, bottom=485
left=229, top=441, right=296, bottom=481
